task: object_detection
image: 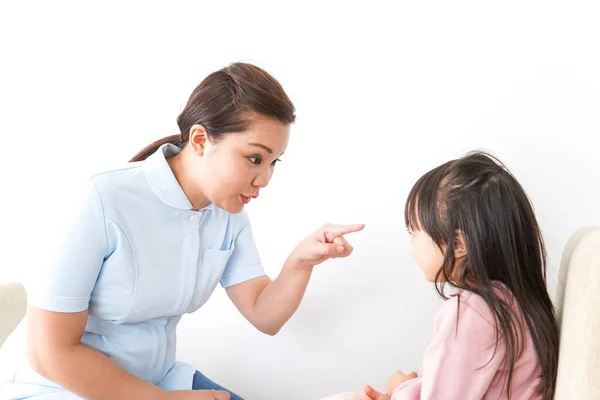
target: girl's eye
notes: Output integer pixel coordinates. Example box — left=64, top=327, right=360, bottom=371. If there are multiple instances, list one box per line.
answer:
left=249, top=156, right=262, bottom=165
left=271, top=158, right=282, bottom=166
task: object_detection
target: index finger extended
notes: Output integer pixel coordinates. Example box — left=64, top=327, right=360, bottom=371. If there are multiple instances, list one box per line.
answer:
left=323, top=224, right=365, bottom=239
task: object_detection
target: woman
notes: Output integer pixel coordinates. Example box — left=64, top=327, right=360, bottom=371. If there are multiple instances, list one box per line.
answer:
left=0, top=62, right=363, bottom=400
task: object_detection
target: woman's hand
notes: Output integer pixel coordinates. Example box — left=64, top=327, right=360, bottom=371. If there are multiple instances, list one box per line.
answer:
left=287, top=223, right=365, bottom=269
left=166, top=390, right=230, bottom=400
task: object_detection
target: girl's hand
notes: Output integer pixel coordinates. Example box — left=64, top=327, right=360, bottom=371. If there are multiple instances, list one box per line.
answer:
left=288, top=223, right=365, bottom=268
left=363, top=385, right=390, bottom=400
left=385, top=371, right=417, bottom=395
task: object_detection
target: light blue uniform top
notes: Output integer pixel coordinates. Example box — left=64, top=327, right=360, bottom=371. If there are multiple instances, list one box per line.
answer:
left=0, top=144, right=265, bottom=399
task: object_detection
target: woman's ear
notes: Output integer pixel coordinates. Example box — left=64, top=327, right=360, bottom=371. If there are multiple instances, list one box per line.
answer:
left=188, top=124, right=208, bottom=156
left=454, top=229, right=467, bottom=259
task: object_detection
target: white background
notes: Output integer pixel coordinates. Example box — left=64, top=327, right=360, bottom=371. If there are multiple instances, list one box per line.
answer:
left=1, top=1, right=599, bottom=399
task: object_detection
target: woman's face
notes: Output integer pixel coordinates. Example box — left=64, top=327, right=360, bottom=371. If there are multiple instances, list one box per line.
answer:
left=193, top=114, right=290, bottom=213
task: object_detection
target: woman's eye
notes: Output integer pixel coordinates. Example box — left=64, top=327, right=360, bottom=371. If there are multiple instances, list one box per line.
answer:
left=249, top=156, right=282, bottom=166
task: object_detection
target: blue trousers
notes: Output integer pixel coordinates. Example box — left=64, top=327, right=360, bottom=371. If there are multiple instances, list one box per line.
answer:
left=192, top=370, right=244, bottom=400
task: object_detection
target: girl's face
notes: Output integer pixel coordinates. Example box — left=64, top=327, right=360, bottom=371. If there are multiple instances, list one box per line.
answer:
left=408, top=218, right=467, bottom=282
left=409, top=228, right=446, bottom=282
left=191, top=114, right=290, bottom=214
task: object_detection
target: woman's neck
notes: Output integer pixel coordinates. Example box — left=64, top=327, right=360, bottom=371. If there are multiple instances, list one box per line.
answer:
left=167, top=149, right=210, bottom=211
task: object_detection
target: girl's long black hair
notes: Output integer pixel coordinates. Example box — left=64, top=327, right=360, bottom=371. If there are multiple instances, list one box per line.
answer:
left=404, top=152, right=558, bottom=399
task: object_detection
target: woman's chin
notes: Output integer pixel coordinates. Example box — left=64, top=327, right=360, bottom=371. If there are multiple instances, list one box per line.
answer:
left=218, top=199, right=245, bottom=214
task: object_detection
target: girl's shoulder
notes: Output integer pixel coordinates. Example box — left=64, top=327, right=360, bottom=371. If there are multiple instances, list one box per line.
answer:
left=440, top=282, right=518, bottom=328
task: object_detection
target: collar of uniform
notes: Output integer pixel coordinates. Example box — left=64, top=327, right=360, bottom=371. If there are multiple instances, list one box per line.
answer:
left=143, top=143, right=215, bottom=212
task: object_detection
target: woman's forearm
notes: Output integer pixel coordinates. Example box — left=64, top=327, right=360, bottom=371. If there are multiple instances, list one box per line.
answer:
left=250, top=258, right=313, bottom=335
left=31, top=342, right=168, bottom=400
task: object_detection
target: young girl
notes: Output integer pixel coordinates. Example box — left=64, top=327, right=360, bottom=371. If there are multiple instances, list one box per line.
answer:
left=323, top=151, right=558, bottom=400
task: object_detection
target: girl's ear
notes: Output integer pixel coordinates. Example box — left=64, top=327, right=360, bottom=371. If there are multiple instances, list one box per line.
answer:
left=454, top=229, right=467, bottom=259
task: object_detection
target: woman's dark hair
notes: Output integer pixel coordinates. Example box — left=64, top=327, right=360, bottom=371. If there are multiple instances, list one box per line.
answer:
left=130, top=62, right=296, bottom=162
left=404, top=151, right=558, bottom=399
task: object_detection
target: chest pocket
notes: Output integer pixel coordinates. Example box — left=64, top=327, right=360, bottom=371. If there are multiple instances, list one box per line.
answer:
left=187, top=248, right=234, bottom=313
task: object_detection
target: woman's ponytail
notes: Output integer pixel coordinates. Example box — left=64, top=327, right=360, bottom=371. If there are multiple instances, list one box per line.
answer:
left=129, top=134, right=182, bottom=162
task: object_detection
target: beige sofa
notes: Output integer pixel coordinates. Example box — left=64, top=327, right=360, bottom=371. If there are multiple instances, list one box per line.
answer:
left=554, top=227, right=600, bottom=399
left=1, top=227, right=599, bottom=399
left=0, top=282, right=26, bottom=348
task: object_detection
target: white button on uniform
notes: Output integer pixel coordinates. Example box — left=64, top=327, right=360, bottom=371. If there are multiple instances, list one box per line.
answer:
left=189, top=215, right=199, bottom=223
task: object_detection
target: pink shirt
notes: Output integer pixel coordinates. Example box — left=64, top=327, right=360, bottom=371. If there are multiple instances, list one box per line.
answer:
left=392, top=290, right=542, bottom=399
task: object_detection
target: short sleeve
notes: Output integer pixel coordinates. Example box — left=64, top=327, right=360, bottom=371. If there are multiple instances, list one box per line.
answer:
left=27, top=179, right=108, bottom=313
left=219, top=211, right=265, bottom=288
